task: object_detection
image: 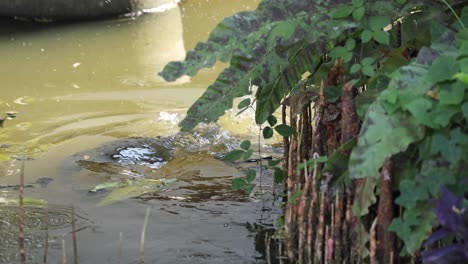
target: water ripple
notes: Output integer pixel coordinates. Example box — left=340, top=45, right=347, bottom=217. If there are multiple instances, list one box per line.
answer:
left=0, top=205, right=90, bottom=263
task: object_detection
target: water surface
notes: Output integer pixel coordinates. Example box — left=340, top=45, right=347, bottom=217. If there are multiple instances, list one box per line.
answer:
left=0, top=1, right=283, bottom=263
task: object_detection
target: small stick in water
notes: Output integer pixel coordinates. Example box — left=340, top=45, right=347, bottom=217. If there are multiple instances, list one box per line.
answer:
left=72, top=206, right=78, bottom=264
left=139, top=207, right=151, bottom=264
left=62, top=234, right=67, bottom=264
left=118, top=232, right=123, bottom=264
left=18, top=146, right=26, bottom=263
left=43, top=208, right=49, bottom=264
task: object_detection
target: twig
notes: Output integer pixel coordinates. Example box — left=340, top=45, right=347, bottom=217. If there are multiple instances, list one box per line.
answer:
left=118, top=232, right=123, bottom=264
left=43, top=208, right=49, bottom=264
left=332, top=191, right=341, bottom=263
left=370, top=218, right=378, bottom=264
left=72, top=206, right=78, bottom=264
left=139, top=207, right=151, bottom=264
left=325, top=225, right=331, bottom=263
left=343, top=187, right=353, bottom=263
left=258, top=126, right=265, bottom=208
left=376, top=159, right=395, bottom=263
left=314, top=190, right=326, bottom=263
left=439, top=0, right=465, bottom=29
left=307, top=153, right=320, bottom=262
left=278, top=238, right=284, bottom=264
left=62, top=234, right=67, bottom=264
left=297, top=160, right=307, bottom=263
left=18, top=146, right=26, bottom=264
left=265, top=232, right=271, bottom=264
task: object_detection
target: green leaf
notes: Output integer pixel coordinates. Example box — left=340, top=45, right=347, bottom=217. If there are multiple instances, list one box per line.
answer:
left=323, top=139, right=357, bottom=181
left=232, top=178, right=246, bottom=190
left=240, top=140, right=251, bottom=150
left=373, top=30, right=390, bottom=45
left=361, top=64, right=375, bottom=76
left=353, top=176, right=378, bottom=216
left=0, top=196, right=47, bottom=206
left=427, top=55, right=459, bottom=84
left=243, top=148, right=254, bottom=160
left=329, top=46, right=349, bottom=58
left=353, top=6, right=365, bottom=21
left=174, top=14, right=347, bottom=130
left=453, top=72, right=468, bottom=83
left=297, top=160, right=310, bottom=171
left=268, top=159, right=281, bottom=167
left=389, top=204, right=436, bottom=255
left=160, top=0, right=345, bottom=82
left=352, top=0, right=364, bottom=7
left=343, top=51, right=353, bottom=63
left=458, top=58, right=468, bottom=72
left=404, top=98, right=433, bottom=124
left=316, top=156, right=328, bottom=163
left=161, top=0, right=418, bottom=130
left=98, top=178, right=176, bottom=206
left=255, top=42, right=325, bottom=124
left=237, top=98, right=251, bottom=109
left=459, top=41, right=468, bottom=56
left=244, top=183, right=255, bottom=194
left=355, top=221, right=370, bottom=258
left=89, top=181, right=120, bottom=192
left=342, top=52, right=353, bottom=63
left=330, top=5, right=354, bottom=19
left=246, top=169, right=256, bottom=183
left=324, top=85, right=343, bottom=103
left=361, top=29, right=373, bottom=43
left=274, top=124, right=295, bottom=137
left=395, top=180, right=429, bottom=208
left=404, top=98, right=458, bottom=129
left=263, top=126, right=274, bottom=139
left=223, top=149, right=245, bottom=162
left=361, top=57, right=375, bottom=65
left=350, top=63, right=362, bottom=73
left=439, top=81, right=465, bottom=105
left=349, top=103, right=425, bottom=178
left=345, top=38, right=356, bottom=51
left=273, top=167, right=284, bottom=183
left=462, top=102, right=468, bottom=119
left=431, top=134, right=463, bottom=164
left=459, top=8, right=468, bottom=29
left=369, top=16, right=390, bottom=31
left=267, top=115, right=277, bottom=127
left=394, top=0, right=407, bottom=6
left=290, top=190, right=303, bottom=204
left=356, top=74, right=391, bottom=118
left=0, top=154, right=10, bottom=162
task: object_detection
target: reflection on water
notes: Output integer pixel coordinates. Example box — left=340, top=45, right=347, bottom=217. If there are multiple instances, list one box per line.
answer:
left=0, top=5, right=191, bottom=159
left=112, top=145, right=168, bottom=169
left=0, top=205, right=91, bottom=263
left=0, top=1, right=264, bottom=159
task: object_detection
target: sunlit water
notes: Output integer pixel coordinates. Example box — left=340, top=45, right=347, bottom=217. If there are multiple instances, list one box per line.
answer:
left=0, top=1, right=284, bottom=263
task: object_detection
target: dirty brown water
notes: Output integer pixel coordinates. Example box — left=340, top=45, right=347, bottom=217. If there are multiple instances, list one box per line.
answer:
left=0, top=1, right=284, bottom=263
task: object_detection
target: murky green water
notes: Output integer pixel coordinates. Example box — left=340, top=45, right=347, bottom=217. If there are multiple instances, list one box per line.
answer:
left=0, top=1, right=283, bottom=263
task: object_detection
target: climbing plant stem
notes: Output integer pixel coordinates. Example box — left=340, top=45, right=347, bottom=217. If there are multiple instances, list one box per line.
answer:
left=440, top=0, right=465, bottom=29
